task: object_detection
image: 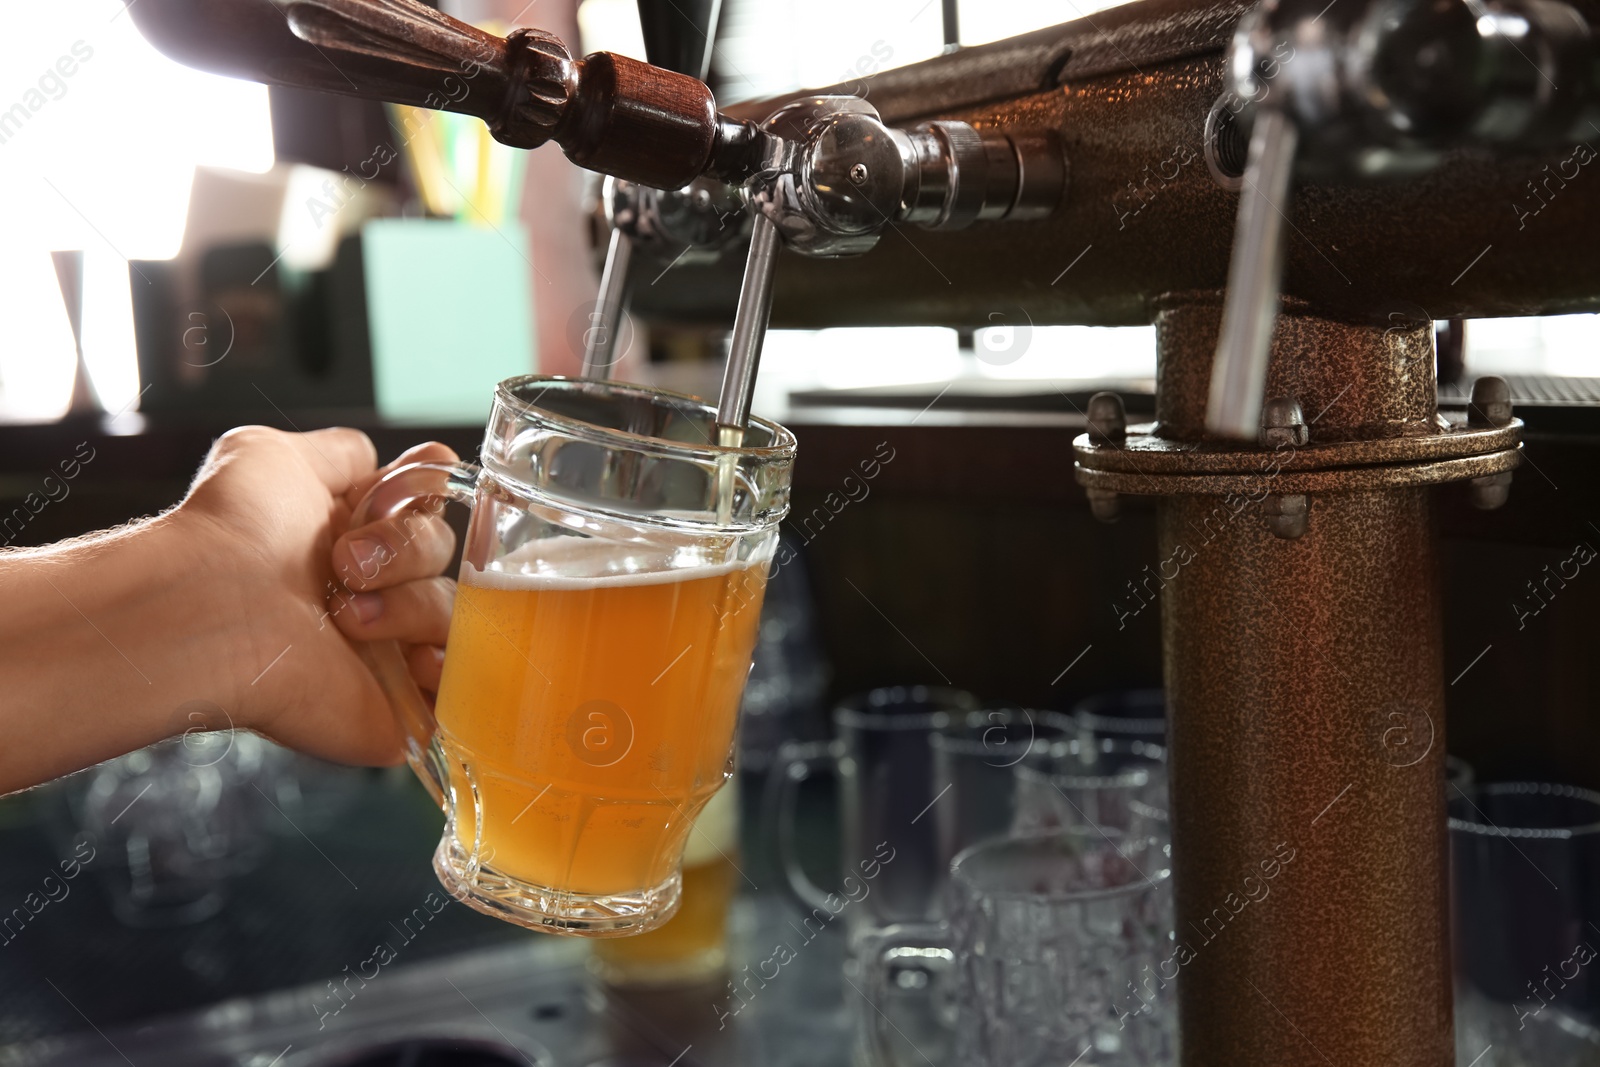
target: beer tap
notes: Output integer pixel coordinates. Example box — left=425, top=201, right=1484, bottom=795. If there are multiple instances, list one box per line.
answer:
left=711, top=95, right=1068, bottom=446
left=124, top=0, right=1068, bottom=426
left=580, top=0, right=729, bottom=378
left=707, top=94, right=1067, bottom=514
left=581, top=222, right=636, bottom=380
left=1206, top=0, right=1599, bottom=438
left=580, top=176, right=749, bottom=377
left=124, top=0, right=771, bottom=190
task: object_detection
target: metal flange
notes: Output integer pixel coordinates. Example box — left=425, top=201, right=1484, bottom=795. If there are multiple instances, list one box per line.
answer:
left=1073, top=444, right=1522, bottom=496
left=1072, top=416, right=1523, bottom=478
left=1075, top=380, right=1523, bottom=497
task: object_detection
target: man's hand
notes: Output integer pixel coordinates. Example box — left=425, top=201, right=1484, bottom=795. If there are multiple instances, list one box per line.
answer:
left=0, top=426, right=466, bottom=794
left=177, top=427, right=460, bottom=768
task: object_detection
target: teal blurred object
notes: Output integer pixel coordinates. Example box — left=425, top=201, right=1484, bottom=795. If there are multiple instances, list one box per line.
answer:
left=361, top=218, right=536, bottom=424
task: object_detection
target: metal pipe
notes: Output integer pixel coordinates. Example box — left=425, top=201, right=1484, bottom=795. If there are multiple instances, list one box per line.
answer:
left=637, top=0, right=1600, bottom=328
left=715, top=212, right=781, bottom=434
left=1157, top=304, right=1453, bottom=1067
left=1206, top=108, right=1296, bottom=440
left=579, top=228, right=634, bottom=379
left=941, top=0, right=961, bottom=49
left=1161, top=488, right=1451, bottom=1066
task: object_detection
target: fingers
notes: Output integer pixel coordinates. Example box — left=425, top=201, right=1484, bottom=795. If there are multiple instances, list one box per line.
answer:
left=333, top=507, right=457, bottom=593
left=331, top=576, right=455, bottom=646
left=333, top=441, right=461, bottom=592
left=291, top=428, right=379, bottom=494
left=344, top=442, right=460, bottom=511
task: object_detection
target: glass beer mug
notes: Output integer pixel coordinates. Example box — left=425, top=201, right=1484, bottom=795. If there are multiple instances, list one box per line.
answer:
left=353, top=377, right=794, bottom=935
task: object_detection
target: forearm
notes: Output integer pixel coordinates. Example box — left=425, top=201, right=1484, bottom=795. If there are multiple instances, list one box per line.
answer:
left=0, top=512, right=242, bottom=794
left=0, top=427, right=456, bottom=790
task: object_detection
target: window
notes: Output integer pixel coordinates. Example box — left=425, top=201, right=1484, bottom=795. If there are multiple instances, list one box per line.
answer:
left=699, top=0, right=1161, bottom=407
left=705, top=0, right=1130, bottom=101
left=1461, top=316, right=1600, bottom=379
left=0, top=1, right=273, bottom=420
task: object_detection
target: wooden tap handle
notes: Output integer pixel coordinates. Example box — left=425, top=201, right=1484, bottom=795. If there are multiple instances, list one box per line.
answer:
left=288, top=0, right=721, bottom=188
left=126, top=0, right=731, bottom=190
left=554, top=51, right=717, bottom=188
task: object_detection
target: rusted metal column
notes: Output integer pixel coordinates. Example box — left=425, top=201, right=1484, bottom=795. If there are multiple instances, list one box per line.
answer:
left=1158, top=489, right=1459, bottom=1062
left=1078, top=302, right=1521, bottom=1065
left=1158, top=303, right=1453, bottom=1066
left=1153, top=301, right=1445, bottom=441
left=1159, top=491, right=1452, bottom=1065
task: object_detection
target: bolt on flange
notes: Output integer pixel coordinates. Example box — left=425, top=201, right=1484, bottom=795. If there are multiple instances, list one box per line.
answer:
left=1259, top=396, right=1309, bottom=448
left=1263, top=493, right=1309, bottom=539
left=1085, top=391, right=1126, bottom=523
left=1467, top=377, right=1514, bottom=509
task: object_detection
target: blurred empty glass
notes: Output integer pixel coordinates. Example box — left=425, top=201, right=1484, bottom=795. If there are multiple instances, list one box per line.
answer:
left=861, top=829, right=1177, bottom=1067
left=1014, top=738, right=1168, bottom=836
left=929, top=708, right=1071, bottom=869
left=737, top=535, right=829, bottom=773
left=769, top=686, right=978, bottom=944
left=1450, top=781, right=1600, bottom=1065
left=79, top=731, right=274, bottom=927
left=1073, top=688, right=1167, bottom=745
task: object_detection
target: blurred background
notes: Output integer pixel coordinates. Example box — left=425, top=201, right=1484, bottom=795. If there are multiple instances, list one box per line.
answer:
left=5, top=0, right=1595, bottom=430
left=2, top=1, right=1599, bottom=1065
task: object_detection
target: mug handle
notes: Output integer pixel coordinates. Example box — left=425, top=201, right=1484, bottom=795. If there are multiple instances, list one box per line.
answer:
left=765, top=739, right=843, bottom=913
left=857, top=921, right=956, bottom=1065
left=348, top=460, right=480, bottom=808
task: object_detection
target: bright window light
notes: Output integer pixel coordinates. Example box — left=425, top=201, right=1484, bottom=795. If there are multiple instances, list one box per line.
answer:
left=711, top=0, right=1131, bottom=103
left=577, top=0, right=649, bottom=60
left=1465, top=316, right=1600, bottom=378
left=81, top=249, right=142, bottom=416
left=748, top=325, right=1156, bottom=418
left=973, top=325, right=1157, bottom=380
left=751, top=328, right=963, bottom=416
left=0, top=252, right=79, bottom=422
left=713, top=0, right=942, bottom=102
left=960, top=0, right=1131, bottom=47
left=0, top=1, right=273, bottom=419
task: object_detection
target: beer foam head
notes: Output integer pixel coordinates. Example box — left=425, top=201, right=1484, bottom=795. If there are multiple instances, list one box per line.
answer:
left=461, top=536, right=765, bottom=591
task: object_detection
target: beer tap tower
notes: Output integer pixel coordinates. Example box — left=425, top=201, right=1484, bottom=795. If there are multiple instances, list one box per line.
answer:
left=126, top=0, right=1600, bottom=1062
left=577, top=0, right=730, bottom=379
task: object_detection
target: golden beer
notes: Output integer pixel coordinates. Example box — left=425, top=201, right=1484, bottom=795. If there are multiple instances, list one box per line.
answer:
left=432, top=549, right=766, bottom=919
left=591, top=779, right=741, bottom=984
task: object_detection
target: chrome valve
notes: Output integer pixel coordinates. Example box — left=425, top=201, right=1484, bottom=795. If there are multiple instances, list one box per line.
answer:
left=576, top=93, right=1068, bottom=442
left=579, top=176, right=747, bottom=377
left=710, top=95, right=1068, bottom=435
left=593, top=93, right=1069, bottom=421
left=606, top=176, right=748, bottom=264
left=1206, top=0, right=1599, bottom=439
left=745, top=96, right=1067, bottom=257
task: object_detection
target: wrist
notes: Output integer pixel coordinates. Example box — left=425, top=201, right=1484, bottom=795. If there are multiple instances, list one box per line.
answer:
left=154, top=503, right=261, bottom=726
left=166, top=495, right=334, bottom=740
left=0, top=511, right=245, bottom=792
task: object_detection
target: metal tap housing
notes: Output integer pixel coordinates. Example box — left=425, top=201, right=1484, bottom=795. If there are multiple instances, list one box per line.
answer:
left=748, top=96, right=1067, bottom=257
